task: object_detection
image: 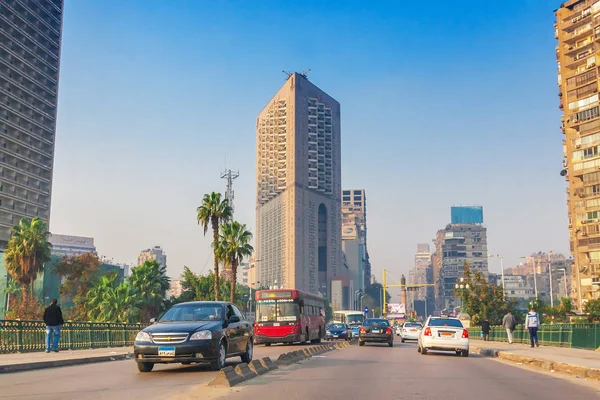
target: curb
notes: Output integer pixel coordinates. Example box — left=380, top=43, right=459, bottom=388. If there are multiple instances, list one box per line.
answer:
left=0, top=353, right=133, bottom=374
left=473, top=346, right=600, bottom=381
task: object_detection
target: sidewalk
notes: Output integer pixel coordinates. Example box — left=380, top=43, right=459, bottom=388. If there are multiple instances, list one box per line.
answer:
left=470, top=339, right=600, bottom=380
left=0, top=347, right=133, bottom=373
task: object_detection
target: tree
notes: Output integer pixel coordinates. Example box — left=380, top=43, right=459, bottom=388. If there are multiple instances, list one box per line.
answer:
left=584, top=298, right=600, bottom=320
left=178, top=267, right=247, bottom=305
left=87, top=274, right=141, bottom=323
left=217, top=220, right=253, bottom=303
left=197, top=192, right=232, bottom=301
left=1, top=278, right=20, bottom=313
left=455, top=263, right=514, bottom=325
left=4, top=217, right=52, bottom=298
left=128, top=260, right=170, bottom=322
left=54, top=252, right=101, bottom=320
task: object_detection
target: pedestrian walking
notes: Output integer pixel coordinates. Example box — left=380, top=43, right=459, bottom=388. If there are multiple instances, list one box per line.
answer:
left=43, top=299, right=64, bottom=353
left=502, top=311, right=517, bottom=344
left=481, top=319, right=490, bottom=341
left=525, top=307, right=540, bottom=348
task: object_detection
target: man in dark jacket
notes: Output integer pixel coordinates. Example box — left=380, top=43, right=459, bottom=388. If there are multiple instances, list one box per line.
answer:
left=481, top=320, right=491, bottom=341
left=43, top=299, right=64, bottom=353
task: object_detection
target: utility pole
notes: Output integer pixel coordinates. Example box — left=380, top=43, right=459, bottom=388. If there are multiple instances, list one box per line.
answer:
left=221, top=169, right=239, bottom=213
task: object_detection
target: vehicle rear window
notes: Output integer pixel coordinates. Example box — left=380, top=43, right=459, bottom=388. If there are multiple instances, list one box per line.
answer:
left=428, top=318, right=463, bottom=328
left=364, top=319, right=389, bottom=327
left=404, top=323, right=422, bottom=328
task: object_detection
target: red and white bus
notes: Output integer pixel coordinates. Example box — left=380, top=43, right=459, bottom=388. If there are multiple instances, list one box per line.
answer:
left=254, top=289, right=325, bottom=346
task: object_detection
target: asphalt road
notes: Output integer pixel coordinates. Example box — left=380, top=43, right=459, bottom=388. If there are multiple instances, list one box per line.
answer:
left=0, top=342, right=322, bottom=400
left=210, top=341, right=600, bottom=400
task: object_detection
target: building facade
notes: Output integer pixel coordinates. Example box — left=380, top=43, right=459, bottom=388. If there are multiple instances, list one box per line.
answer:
left=0, top=0, right=64, bottom=246
left=555, top=0, right=600, bottom=305
left=255, top=73, right=342, bottom=297
left=433, top=211, right=488, bottom=311
left=48, top=233, right=95, bottom=257
left=137, top=246, right=167, bottom=268
left=341, top=217, right=364, bottom=308
left=408, top=244, right=434, bottom=315
left=342, top=189, right=371, bottom=288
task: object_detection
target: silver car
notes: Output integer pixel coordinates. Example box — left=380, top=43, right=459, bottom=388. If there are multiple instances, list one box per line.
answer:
left=399, top=322, right=423, bottom=342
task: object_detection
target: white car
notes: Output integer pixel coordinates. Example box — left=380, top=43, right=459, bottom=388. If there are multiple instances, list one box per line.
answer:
left=399, top=322, right=423, bottom=342
left=417, top=316, right=469, bottom=357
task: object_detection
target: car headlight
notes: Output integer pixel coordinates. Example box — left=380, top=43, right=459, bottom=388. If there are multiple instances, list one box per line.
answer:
left=326, top=330, right=331, bottom=335
left=190, top=330, right=212, bottom=340
left=135, top=331, right=151, bottom=342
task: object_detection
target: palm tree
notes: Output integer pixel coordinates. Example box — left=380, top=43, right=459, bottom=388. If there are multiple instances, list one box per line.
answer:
left=217, top=220, right=253, bottom=303
left=128, top=260, right=170, bottom=322
left=197, top=192, right=232, bottom=301
left=4, top=217, right=52, bottom=298
left=87, top=274, right=141, bottom=323
left=1, top=278, right=21, bottom=313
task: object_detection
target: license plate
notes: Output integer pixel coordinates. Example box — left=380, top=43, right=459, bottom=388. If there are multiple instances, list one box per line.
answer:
left=440, top=332, right=453, bottom=337
left=158, top=347, right=176, bottom=357
left=372, top=329, right=379, bottom=333
left=411, top=329, right=417, bottom=332
left=333, top=335, right=338, bottom=337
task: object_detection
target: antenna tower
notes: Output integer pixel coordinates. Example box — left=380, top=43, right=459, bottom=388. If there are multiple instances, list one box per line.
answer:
left=221, top=169, right=240, bottom=212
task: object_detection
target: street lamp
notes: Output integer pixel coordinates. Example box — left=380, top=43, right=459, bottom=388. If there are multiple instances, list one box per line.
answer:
left=488, top=254, right=505, bottom=300
left=354, top=289, right=362, bottom=311
left=520, top=256, right=538, bottom=300
left=360, top=294, right=368, bottom=312
left=548, top=251, right=554, bottom=308
left=454, top=278, right=470, bottom=308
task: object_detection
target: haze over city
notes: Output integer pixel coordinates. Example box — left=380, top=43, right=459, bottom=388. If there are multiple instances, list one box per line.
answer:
left=50, top=0, right=566, bottom=281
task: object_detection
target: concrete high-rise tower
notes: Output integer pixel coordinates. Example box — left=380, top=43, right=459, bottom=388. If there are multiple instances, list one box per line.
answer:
left=255, top=72, right=342, bottom=297
left=0, top=0, right=64, bottom=246
left=555, top=0, right=600, bottom=306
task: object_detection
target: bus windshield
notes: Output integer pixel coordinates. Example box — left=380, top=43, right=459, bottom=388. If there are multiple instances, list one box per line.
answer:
left=346, top=314, right=363, bottom=325
left=256, top=299, right=299, bottom=322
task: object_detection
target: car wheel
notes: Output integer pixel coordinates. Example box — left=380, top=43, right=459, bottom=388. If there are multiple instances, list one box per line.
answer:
left=400, top=338, right=405, bottom=343
left=462, top=350, right=469, bottom=357
left=359, top=340, right=365, bottom=347
left=211, top=341, right=227, bottom=371
left=421, top=347, right=428, bottom=355
left=388, top=341, right=393, bottom=348
left=137, top=362, right=154, bottom=373
left=241, top=339, right=253, bottom=363
left=417, top=345, right=421, bottom=353
left=455, top=350, right=461, bottom=355
left=264, top=343, right=271, bottom=347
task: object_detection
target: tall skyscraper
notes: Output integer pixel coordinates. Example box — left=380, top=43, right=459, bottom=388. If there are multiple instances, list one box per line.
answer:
left=409, top=244, right=433, bottom=308
left=342, top=189, right=371, bottom=287
left=433, top=207, right=488, bottom=311
left=255, top=72, right=342, bottom=297
left=0, top=0, right=64, bottom=246
left=555, top=0, right=600, bottom=306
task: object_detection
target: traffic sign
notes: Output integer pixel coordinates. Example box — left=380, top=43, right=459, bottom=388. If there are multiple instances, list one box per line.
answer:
left=364, top=306, right=369, bottom=314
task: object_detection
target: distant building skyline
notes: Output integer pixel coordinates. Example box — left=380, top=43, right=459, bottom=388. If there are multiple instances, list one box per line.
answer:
left=48, top=233, right=95, bottom=257
left=138, top=245, right=167, bottom=268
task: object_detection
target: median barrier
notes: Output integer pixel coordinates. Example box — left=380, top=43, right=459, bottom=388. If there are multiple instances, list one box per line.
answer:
left=207, top=366, right=245, bottom=387
left=235, top=363, right=257, bottom=380
left=276, top=352, right=295, bottom=366
left=260, top=357, right=278, bottom=370
left=248, top=359, right=268, bottom=375
left=302, top=348, right=312, bottom=357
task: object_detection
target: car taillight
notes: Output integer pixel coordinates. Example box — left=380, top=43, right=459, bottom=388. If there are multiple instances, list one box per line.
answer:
left=462, top=329, right=469, bottom=338
left=359, top=327, right=366, bottom=334
left=402, top=328, right=407, bottom=332
left=424, top=327, right=432, bottom=336
left=386, top=328, right=392, bottom=334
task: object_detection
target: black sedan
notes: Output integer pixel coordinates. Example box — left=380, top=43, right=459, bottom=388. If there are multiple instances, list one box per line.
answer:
left=133, top=301, right=253, bottom=372
left=326, top=323, right=351, bottom=341
left=358, top=318, right=393, bottom=347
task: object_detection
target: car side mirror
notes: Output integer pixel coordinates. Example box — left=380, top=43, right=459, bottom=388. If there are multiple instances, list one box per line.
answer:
left=229, top=316, right=240, bottom=323
left=149, top=318, right=157, bottom=323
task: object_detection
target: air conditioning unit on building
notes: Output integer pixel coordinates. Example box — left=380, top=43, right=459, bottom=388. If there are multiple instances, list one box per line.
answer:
left=577, top=144, right=581, bottom=148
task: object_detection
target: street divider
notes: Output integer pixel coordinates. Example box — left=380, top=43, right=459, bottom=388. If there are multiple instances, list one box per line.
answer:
left=207, top=343, right=350, bottom=387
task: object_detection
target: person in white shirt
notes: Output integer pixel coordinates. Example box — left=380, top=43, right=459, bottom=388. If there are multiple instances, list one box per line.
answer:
left=525, top=308, right=540, bottom=348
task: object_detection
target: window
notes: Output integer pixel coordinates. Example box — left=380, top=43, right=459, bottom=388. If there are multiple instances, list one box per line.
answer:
left=232, top=305, right=244, bottom=319
left=428, top=318, right=464, bottom=328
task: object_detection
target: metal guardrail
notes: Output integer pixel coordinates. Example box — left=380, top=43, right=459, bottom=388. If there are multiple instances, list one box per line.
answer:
left=468, top=323, right=600, bottom=350
left=0, top=320, right=145, bottom=354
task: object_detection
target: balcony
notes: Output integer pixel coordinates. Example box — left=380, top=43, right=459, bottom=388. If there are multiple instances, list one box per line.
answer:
left=562, top=8, right=593, bottom=32
left=565, top=40, right=595, bottom=57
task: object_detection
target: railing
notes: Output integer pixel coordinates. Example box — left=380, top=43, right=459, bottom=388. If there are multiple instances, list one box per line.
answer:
left=468, top=323, right=600, bottom=350
left=0, top=320, right=146, bottom=354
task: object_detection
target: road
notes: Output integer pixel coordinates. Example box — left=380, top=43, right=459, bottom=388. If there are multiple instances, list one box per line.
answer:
left=1, top=341, right=598, bottom=400
left=0, top=342, right=322, bottom=400
left=210, top=341, right=600, bottom=400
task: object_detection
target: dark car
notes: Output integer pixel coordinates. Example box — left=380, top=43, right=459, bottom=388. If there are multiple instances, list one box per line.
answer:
left=359, top=318, right=393, bottom=347
left=133, top=301, right=253, bottom=372
left=326, top=323, right=351, bottom=341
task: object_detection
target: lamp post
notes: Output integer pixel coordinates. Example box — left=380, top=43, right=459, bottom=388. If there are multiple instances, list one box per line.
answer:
left=488, top=254, right=505, bottom=299
left=548, top=251, right=554, bottom=308
left=454, top=278, right=470, bottom=309
left=354, top=290, right=362, bottom=311
left=360, top=294, right=368, bottom=312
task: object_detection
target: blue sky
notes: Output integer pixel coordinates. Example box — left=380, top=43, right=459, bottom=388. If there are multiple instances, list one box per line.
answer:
left=51, top=0, right=566, bottom=281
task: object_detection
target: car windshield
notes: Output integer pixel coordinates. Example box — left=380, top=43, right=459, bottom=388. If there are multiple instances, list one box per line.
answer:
left=404, top=323, right=422, bottom=328
left=428, top=318, right=463, bottom=328
left=256, top=299, right=299, bottom=322
left=363, top=319, right=390, bottom=327
left=160, top=304, right=223, bottom=322
left=330, top=324, right=346, bottom=329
